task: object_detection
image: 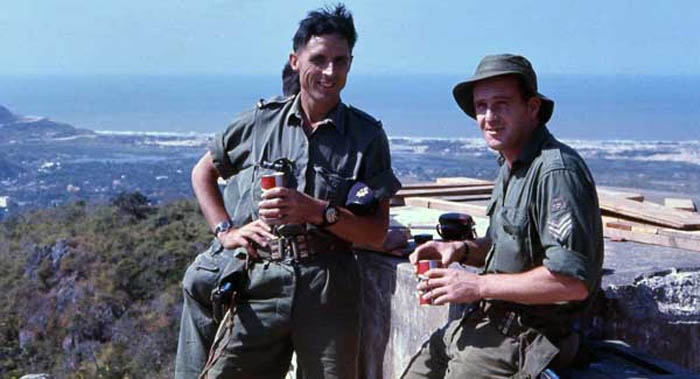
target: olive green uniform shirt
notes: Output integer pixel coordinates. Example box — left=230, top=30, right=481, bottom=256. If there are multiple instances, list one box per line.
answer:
left=211, top=94, right=401, bottom=233
left=483, top=125, right=604, bottom=323
left=201, top=94, right=400, bottom=378
left=401, top=126, right=603, bottom=379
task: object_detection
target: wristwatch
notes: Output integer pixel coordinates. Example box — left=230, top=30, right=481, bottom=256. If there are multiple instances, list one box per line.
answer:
left=320, top=202, right=340, bottom=227
left=458, top=240, right=470, bottom=265
left=213, top=219, right=233, bottom=237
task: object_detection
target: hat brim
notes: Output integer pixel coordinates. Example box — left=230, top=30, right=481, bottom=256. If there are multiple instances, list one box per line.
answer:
left=453, top=71, right=554, bottom=124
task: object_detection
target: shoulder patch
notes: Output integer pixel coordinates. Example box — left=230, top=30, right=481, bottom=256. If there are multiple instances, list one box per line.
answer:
left=256, top=95, right=293, bottom=109
left=550, top=197, right=569, bottom=212
left=348, top=104, right=382, bottom=128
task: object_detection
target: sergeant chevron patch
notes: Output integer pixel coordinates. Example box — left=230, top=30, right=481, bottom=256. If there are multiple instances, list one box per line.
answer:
left=548, top=213, right=572, bottom=241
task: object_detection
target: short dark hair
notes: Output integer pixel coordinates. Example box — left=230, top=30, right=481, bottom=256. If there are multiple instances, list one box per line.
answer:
left=292, top=4, right=357, bottom=52
left=282, top=62, right=300, bottom=96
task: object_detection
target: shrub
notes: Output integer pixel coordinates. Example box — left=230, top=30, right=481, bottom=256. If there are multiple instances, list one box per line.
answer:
left=0, top=197, right=209, bottom=377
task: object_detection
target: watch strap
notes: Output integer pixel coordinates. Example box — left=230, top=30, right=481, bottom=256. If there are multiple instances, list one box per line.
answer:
left=458, top=240, right=470, bottom=265
left=320, top=202, right=339, bottom=227
left=213, top=219, right=233, bottom=236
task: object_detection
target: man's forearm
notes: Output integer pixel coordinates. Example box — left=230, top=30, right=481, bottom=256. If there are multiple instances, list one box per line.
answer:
left=326, top=200, right=390, bottom=248
left=192, top=152, right=229, bottom=232
left=478, top=266, right=589, bottom=305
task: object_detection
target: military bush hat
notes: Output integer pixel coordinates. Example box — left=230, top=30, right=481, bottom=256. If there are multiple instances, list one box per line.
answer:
left=453, top=54, right=554, bottom=123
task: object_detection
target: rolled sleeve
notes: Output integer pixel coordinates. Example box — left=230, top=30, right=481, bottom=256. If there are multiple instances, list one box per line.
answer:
left=537, top=168, right=602, bottom=290
left=361, top=130, right=402, bottom=200
left=209, top=109, right=256, bottom=180
left=543, top=246, right=589, bottom=284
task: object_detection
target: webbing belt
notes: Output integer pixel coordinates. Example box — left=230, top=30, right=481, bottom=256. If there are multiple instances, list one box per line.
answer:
left=255, top=234, right=351, bottom=262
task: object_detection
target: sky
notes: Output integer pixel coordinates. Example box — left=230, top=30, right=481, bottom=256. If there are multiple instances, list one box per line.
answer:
left=2, top=0, right=699, bottom=77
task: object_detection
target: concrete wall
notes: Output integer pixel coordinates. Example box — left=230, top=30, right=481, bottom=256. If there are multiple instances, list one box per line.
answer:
left=357, top=252, right=469, bottom=378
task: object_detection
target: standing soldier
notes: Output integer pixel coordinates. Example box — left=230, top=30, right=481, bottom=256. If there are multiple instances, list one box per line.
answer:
left=176, top=4, right=401, bottom=378
left=402, top=54, right=604, bottom=378
left=175, top=61, right=300, bottom=379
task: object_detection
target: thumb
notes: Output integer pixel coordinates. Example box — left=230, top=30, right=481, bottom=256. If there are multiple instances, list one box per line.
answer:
left=442, top=255, right=451, bottom=266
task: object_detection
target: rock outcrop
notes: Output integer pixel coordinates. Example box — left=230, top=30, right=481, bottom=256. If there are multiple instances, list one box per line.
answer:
left=0, top=105, right=17, bottom=124
left=0, top=105, right=94, bottom=141
left=601, top=268, right=700, bottom=372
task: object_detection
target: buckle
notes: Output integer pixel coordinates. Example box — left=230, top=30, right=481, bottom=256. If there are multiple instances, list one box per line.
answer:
left=264, top=234, right=313, bottom=262
left=480, top=302, right=525, bottom=338
left=499, top=311, right=518, bottom=336
left=290, top=234, right=310, bottom=260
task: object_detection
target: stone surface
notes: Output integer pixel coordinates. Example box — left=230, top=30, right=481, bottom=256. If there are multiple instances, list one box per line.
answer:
left=600, top=267, right=700, bottom=372
left=601, top=239, right=700, bottom=287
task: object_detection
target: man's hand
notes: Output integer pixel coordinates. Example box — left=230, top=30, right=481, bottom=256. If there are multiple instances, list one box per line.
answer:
left=218, top=219, right=275, bottom=257
left=418, top=268, right=483, bottom=305
left=258, top=187, right=324, bottom=225
left=409, top=240, right=466, bottom=266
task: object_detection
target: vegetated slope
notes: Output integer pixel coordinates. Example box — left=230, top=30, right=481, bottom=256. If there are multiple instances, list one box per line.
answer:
left=0, top=193, right=211, bottom=378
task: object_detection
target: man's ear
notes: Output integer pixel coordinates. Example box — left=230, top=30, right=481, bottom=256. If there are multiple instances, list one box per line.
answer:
left=289, top=52, right=299, bottom=71
left=527, top=97, right=541, bottom=120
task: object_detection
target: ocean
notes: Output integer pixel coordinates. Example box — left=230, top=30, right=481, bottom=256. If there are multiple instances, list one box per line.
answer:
left=1, top=74, right=699, bottom=140
left=2, top=74, right=699, bottom=204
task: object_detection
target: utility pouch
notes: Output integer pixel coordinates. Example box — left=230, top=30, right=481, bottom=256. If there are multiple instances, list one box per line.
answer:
left=211, top=282, right=234, bottom=324
left=520, top=332, right=560, bottom=378
left=209, top=251, right=248, bottom=323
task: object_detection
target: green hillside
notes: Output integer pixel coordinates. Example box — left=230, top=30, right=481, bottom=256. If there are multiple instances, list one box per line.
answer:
left=0, top=193, right=211, bottom=378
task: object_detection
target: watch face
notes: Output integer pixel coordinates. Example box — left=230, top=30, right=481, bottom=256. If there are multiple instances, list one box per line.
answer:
left=215, top=220, right=233, bottom=235
left=326, top=206, right=339, bottom=224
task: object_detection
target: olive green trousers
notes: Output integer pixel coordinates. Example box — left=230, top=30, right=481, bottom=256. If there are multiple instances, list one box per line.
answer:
left=175, top=241, right=238, bottom=379
left=402, top=315, right=559, bottom=379
left=201, top=252, right=361, bottom=379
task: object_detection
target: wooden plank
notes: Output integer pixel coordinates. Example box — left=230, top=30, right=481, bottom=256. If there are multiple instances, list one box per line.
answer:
left=404, top=197, right=489, bottom=218
left=597, top=188, right=644, bottom=202
left=603, top=216, right=700, bottom=250
left=436, top=194, right=492, bottom=202
left=603, top=216, right=700, bottom=242
left=604, top=225, right=700, bottom=252
left=395, top=185, right=493, bottom=199
left=435, top=177, right=493, bottom=185
left=401, top=182, right=493, bottom=191
left=605, top=221, right=632, bottom=231
left=664, top=198, right=696, bottom=212
left=598, top=191, right=700, bottom=230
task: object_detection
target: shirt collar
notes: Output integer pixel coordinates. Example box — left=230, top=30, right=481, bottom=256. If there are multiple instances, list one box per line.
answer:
left=512, top=124, right=550, bottom=169
left=286, top=94, right=347, bottom=135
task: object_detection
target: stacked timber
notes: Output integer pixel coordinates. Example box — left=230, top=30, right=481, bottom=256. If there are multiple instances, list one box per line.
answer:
left=392, top=177, right=700, bottom=252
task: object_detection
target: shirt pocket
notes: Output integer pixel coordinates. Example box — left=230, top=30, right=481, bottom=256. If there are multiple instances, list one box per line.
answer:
left=313, top=165, right=355, bottom=205
left=493, top=206, right=531, bottom=272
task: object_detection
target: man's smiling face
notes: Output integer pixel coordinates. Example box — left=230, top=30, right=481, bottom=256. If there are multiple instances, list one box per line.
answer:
left=290, top=33, right=352, bottom=107
left=472, top=75, right=540, bottom=163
